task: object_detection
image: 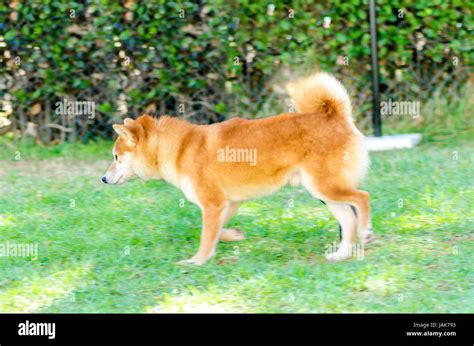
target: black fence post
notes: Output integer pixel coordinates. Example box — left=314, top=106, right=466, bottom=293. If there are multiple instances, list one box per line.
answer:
left=369, top=0, right=382, bottom=137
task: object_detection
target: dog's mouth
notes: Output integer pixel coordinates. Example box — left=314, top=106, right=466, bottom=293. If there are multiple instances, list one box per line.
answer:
left=104, top=174, right=124, bottom=185
left=104, top=173, right=137, bottom=185
left=115, top=175, right=125, bottom=185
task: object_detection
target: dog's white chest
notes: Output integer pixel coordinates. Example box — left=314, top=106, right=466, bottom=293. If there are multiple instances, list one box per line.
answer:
left=179, top=176, right=200, bottom=206
left=161, top=163, right=200, bottom=206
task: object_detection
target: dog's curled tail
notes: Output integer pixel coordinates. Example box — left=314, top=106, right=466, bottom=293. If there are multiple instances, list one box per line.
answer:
left=287, top=72, right=352, bottom=119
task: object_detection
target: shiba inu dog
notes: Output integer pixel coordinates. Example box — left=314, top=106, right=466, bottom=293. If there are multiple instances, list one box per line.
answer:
left=102, top=73, right=374, bottom=265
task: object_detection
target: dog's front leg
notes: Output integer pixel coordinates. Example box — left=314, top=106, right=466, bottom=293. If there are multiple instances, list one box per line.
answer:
left=185, top=203, right=227, bottom=266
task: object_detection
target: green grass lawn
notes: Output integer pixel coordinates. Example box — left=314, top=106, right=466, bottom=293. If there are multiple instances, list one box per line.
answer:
left=0, top=134, right=472, bottom=313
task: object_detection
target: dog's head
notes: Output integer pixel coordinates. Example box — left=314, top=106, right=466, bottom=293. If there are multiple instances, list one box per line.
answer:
left=102, top=116, right=159, bottom=185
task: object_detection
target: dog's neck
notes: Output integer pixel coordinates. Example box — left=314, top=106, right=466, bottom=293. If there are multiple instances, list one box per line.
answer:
left=153, top=116, right=197, bottom=185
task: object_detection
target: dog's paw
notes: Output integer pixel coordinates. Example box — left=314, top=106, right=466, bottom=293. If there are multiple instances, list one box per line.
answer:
left=177, top=254, right=210, bottom=266
left=220, top=228, right=245, bottom=242
left=325, top=247, right=352, bottom=262
left=177, top=258, right=204, bottom=266
left=177, top=258, right=196, bottom=266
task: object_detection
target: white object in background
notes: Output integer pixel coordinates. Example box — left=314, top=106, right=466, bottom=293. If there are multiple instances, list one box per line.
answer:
left=365, top=133, right=422, bottom=151
left=323, top=17, right=332, bottom=28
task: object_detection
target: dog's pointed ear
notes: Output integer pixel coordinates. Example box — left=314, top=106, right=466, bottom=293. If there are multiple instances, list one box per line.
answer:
left=113, top=124, right=138, bottom=144
left=113, top=124, right=126, bottom=138
left=123, top=118, right=135, bottom=126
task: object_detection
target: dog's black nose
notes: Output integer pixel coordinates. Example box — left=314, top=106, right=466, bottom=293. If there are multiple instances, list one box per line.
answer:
left=102, top=176, right=107, bottom=184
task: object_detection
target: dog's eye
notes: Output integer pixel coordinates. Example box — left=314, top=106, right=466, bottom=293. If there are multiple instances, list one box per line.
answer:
left=114, top=155, right=118, bottom=161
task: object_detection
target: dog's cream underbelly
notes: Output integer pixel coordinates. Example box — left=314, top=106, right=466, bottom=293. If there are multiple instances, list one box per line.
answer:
left=223, top=169, right=302, bottom=202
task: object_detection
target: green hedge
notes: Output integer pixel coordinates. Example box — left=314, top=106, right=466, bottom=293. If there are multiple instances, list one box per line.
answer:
left=0, top=0, right=471, bottom=142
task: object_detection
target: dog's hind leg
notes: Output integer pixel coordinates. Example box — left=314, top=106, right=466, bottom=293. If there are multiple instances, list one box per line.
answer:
left=301, top=169, right=373, bottom=260
left=324, top=202, right=357, bottom=261
left=220, top=202, right=245, bottom=242
left=323, top=188, right=373, bottom=245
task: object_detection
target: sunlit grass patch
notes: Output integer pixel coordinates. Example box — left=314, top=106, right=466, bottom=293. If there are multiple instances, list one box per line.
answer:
left=0, top=264, right=93, bottom=313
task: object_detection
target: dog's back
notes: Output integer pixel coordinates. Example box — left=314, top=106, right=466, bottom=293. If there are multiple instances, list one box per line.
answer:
left=199, top=73, right=369, bottom=200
